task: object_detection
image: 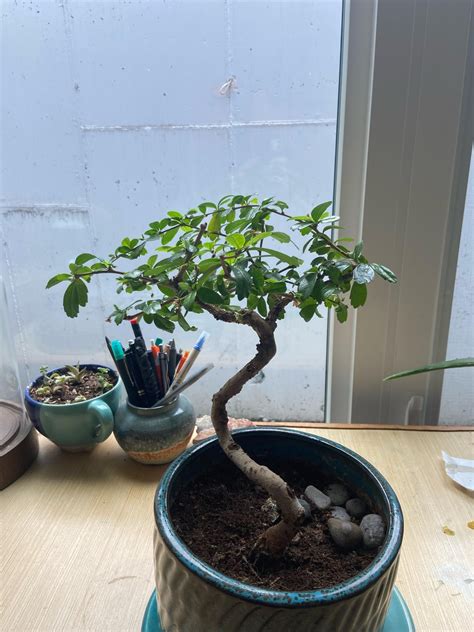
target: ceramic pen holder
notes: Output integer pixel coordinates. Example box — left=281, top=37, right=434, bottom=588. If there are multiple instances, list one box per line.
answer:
left=113, top=394, right=196, bottom=464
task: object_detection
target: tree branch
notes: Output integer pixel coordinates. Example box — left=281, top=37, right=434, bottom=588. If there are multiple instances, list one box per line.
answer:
left=173, top=223, right=207, bottom=286
left=201, top=304, right=305, bottom=557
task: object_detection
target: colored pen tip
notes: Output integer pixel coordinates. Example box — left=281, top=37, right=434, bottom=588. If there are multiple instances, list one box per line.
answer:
left=111, top=340, right=124, bottom=360
left=130, top=317, right=138, bottom=324
left=194, top=331, right=209, bottom=351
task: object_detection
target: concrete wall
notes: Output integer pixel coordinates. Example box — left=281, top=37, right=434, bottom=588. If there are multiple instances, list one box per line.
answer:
left=0, top=0, right=342, bottom=420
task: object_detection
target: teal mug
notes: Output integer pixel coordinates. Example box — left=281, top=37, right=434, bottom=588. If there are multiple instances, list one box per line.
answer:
left=25, top=364, right=122, bottom=452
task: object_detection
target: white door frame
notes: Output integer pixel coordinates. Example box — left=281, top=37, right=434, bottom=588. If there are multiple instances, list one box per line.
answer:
left=327, top=0, right=473, bottom=424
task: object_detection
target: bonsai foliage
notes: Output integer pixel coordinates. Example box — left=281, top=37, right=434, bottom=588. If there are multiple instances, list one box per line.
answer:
left=48, top=195, right=397, bottom=556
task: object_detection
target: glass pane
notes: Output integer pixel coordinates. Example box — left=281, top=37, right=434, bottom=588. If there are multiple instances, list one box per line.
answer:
left=0, top=0, right=343, bottom=421
left=439, top=145, right=474, bottom=425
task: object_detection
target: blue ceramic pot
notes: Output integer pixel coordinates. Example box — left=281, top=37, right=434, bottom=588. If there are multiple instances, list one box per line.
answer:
left=24, top=364, right=121, bottom=452
left=153, top=428, right=403, bottom=632
left=114, top=395, right=196, bottom=465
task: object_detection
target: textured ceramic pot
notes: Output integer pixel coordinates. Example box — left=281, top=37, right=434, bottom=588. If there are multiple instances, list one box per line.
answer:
left=114, top=395, right=196, bottom=465
left=24, top=364, right=121, bottom=452
left=153, top=428, right=403, bottom=632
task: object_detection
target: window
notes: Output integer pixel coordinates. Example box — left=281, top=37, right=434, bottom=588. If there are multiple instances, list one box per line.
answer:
left=1, top=0, right=343, bottom=421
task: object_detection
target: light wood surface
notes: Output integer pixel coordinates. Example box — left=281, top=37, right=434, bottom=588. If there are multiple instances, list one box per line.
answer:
left=1, top=428, right=473, bottom=631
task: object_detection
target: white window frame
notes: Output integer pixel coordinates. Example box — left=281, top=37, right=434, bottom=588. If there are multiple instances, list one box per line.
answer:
left=327, top=0, right=473, bottom=424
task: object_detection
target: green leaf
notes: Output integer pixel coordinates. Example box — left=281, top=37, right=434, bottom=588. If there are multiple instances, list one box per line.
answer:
left=250, top=265, right=265, bottom=293
left=208, top=212, right=221, bottom=240
left=271, top=231, right=291, bottom=243
left=299, top=298, right=316, bottom=322
left=158, top=284, right=176, bottom=297
left=75, top=253, right=96, bottom=265
left=46, top=273, right=71, bottom=289
left=198, top=258, right=221, bottom=271
left=232, top=265, right=252, bottom=300
left=298, top=273, right=317, bottom=300
left=227, top=234, right=245, bottom=250
left=311, top=201, right=332, bottom=223
left=183, top=291, right=197, bottom=311
left=336, top=304, right=348, bottom=323
left=350, top=282, right=367, bottom=308
left=162, top=227, right=179, bottom=245
left=257, top=297, right=267, bottom=317
left=197, top=286, right=225, bottom=305
left=384, top=357, right=474, bottom=381
left=63, top=279, right=88, bottom=318
left=167, top=211, right=182, bottom=219
left=177, top=312, right=196, bottom=332
left=225, top=219, right=250, bottom=234
left=153, top=314, right=175, bottom=333
left=247, top=293, right=258, bottom=310
left=353, top=241, right=363, bottom=261
left=264, top=279, right=287, bottom=294
left=371, top=263, right=398, bottom=283
left=258, top=247, right=303, bottom=267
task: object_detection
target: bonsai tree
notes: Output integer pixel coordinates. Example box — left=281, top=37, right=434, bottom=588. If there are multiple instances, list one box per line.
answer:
left=48, top=195, right=396, bottom=557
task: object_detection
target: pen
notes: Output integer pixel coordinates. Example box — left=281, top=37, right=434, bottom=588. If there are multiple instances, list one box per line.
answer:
left=167, top=331, right=209, bottom=395
left=175, top=350, right=189, bottom=376
left=168, top=339, right=177, bottom=383
left=105, top=336, right=113, bottom=355
left=124, top=347, right=147, bottom=405
left=159, top=352, right=169, bottom=393
left=154, top=363, right=214, bottom=407
left=130, top=317, right=143, bottom=340
left=110, top=339, right=139, bottom=405
left=131, top=340, right=160, bottom=405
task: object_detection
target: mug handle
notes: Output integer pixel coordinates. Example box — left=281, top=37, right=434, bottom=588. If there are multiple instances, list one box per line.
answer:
left=88, top=399, right=114, bottom=443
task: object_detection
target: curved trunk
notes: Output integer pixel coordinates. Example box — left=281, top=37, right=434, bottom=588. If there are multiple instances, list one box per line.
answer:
left=207, top=307, right=305, bottom=558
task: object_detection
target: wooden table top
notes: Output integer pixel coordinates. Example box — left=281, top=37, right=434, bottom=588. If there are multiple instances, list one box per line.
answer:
left=2, top=426, right=473, bottom=631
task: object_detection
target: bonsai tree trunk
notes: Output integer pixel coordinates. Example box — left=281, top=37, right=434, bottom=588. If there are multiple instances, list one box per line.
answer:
left=203, top=300, right=305, bottom=558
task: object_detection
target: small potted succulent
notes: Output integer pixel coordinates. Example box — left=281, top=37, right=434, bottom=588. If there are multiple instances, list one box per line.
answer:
left=25, top=362, right=121, bottom=452
left=49, top=196, right=405, bottom=631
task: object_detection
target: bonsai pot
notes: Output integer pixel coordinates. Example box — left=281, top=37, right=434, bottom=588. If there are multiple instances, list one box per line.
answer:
left=24, top=364, right=121, bottom=452
left=153, top=428, right=403, bottom=632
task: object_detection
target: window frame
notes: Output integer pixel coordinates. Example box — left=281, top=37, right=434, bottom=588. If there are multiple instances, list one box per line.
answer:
left=327, top=0, right=473, bottom=425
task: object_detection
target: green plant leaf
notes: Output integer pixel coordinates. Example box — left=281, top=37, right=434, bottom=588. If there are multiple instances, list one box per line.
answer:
left=311, top=201, right=332, bottom=223
left=198, top=258, right=221, bottom=271
left=299, top=298, right=316, bottom=322
left=371, top=263, right=398, bottom=283
left=350, top=282, right=367, bottom=308
left=271, top=231, right=291, bottom=243
left=232, top=265, right=252, bottom=300
left=225, top=219, right=250, bottom=234
left=353, top=241, right=363, bottom=261
left=258, top=247, right=303, bottom=267
left=257, top=297, right=267, bottom=317
left=177, top=312, right=196, bottom=332
left=208, top=212, right=221, bottom=240
left=250, top=265, right=265, bottom=292
left=197, top=286, right=225, bottom=304
left=46, top=273, right=71, bottom=289
left=162, top=227, right=179, bottom=245
left=336, top=304, right=348, bottom=323
left=298, top=273, right=317, bottom=300
left=75, top=253, right=96, bottom=265
left=153, top=314, right=175, bottom=333
left=183, top=290, right=197, bottom=311
left=384, top=357, right=474, bottom=381
left=227, top=234, right=245, bottom=250
left=63, top=279, right=88, bottom=318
